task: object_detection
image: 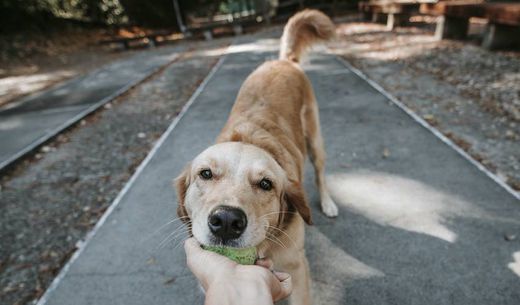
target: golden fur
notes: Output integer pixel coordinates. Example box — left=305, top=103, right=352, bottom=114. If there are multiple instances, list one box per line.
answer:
left=176, top=10, right=337, bottom=305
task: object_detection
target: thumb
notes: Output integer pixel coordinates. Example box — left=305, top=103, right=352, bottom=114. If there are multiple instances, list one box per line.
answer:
left=184, top=238, right=237, bottom=290
left=183, top=237, right=202, bottom=258
left=184, top=238, right=216, bottom=289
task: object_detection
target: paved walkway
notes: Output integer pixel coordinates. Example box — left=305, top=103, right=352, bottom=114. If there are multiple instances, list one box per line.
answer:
left=37, top=35, right=520, bottom=305
left=0, top=47, right=180, bottom=171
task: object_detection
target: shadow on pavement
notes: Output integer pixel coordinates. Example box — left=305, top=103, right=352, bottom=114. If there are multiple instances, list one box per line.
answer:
left=304, top=171, right=520, bottom=304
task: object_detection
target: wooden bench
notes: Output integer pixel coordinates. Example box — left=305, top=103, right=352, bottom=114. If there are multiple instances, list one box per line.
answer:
left=185, top=18, right=249, bottom=40
left=184, top=13, right=261, bottom=40
left=420, top=1, right=520, bottom=49
left=359, top=0, right=437, bottom=30
left=99, top=32, right=168, bottom=50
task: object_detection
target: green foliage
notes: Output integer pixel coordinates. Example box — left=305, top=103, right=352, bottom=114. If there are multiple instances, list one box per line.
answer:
left=0, top=0, right=127, bottom=33
left=0, top=0, right=361, bottom=32
left=47, top=0, right=127, bottom=24
left=218, top=0, right=255, bottom=14
left=118, top=0, right=177, bottom=27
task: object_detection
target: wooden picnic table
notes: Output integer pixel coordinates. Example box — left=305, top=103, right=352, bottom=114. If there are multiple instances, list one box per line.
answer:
left=359, top=0, right=437, bottom=30
left=421, top=1, right=520, bottom=49
left=99, top=31, right=170, bottom=50
left=184, top=14, right=258, bottom=40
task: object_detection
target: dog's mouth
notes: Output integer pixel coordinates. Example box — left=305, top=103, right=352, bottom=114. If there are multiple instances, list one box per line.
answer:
left=206, top=235, right=243, bottom=248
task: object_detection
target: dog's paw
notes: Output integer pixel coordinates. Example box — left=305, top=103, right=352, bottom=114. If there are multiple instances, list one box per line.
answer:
left=321, top=195, right=338, bottom=218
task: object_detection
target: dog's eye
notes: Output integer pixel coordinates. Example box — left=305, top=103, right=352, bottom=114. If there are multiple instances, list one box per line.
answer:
left=258, top=178, right=272, bottom=191
left=200, top=169, right=213, bottom=180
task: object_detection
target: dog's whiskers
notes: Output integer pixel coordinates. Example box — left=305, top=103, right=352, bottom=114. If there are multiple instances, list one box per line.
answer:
left=172, top=235, right=191, bottom=252
left=265, top=225, right=297, bottom=248
left=158, top=228, right=191, bottom=250
left=259, top=211, right=299, bottom=220
left=269, top=232, right=289, bottom=249
left=157, top=222, right=192, bottom=249
left=157, top=227, right=190, bottom=248
left=145, top=216, right=190, bottom=240
left=265, top=228, right=288, bottom=249
left=264, top=234, right=287, bottom=249
left=155, top=216, right=190, bottom=231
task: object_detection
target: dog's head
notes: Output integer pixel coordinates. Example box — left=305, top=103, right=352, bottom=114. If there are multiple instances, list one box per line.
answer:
left=175, top=142, right=311, bottom=248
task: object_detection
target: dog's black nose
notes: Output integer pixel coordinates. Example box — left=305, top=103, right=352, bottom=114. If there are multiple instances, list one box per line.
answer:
left=208, top=206, right=247, bottom=241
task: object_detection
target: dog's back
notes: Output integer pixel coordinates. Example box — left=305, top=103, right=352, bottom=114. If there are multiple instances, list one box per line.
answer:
left=218, top=10, right=335, bottom=182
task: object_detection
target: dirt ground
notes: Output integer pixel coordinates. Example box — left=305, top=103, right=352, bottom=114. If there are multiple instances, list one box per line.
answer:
left=0, top=27, right=179, bottom=108
left=0, top=38, right=230, bottom=305
left=331, top=20, right=520, bottom=193
left=0, top=28, right=132, bottom=108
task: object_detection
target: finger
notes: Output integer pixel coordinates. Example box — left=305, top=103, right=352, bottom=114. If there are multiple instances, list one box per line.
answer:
left=255, top=258, right=274, bottom=270
left=272, top=273, right=292, bottom=302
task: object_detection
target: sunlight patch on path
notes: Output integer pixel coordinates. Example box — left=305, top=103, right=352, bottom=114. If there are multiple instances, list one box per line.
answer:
left=508, top=251, right=520, bottom=278
left=227, top=39, right=279, bottom=54
left=0, top=71, right=75, bottom=107
left=326, top=171, right=482, bottom=243
left=308, top=228, right=384, bottom=280
left=307, top=228, right=384, bottom=304
left=0, top=117, right=22, bottom=130
left=192, top=39, right=280, bottom=59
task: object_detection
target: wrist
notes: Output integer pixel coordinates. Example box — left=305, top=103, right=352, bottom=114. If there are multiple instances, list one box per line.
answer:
left=205, top=278, right=273, bottom=305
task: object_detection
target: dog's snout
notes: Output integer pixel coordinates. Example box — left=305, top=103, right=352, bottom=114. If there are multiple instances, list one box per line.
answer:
left=208, top=206, right=247, bottom=241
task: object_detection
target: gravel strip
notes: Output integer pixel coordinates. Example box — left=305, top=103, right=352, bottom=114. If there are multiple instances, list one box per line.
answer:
left=0, top=38, right=230, bottom=305
left=332, top=21, right=520, bottom=193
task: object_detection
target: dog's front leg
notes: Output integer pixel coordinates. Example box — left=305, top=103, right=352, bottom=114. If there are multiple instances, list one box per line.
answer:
left=285, top=252, right=312, bottom=305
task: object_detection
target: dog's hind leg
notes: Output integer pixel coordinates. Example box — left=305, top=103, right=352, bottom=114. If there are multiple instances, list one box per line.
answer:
left=302, top=97, right=338, bottom=217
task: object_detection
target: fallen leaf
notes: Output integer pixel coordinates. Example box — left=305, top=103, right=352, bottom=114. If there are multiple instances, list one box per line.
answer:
left=382, top=147, right=390, bottom=158
left=164, top=277, right=176, bottom=285
left=146, top=257, right=156, bottom=265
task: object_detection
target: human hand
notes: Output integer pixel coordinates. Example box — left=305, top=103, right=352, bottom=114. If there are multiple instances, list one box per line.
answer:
left=184, top=238, right=292, bottom=305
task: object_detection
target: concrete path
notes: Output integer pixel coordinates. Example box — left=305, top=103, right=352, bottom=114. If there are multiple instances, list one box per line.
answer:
left=0, top=47, right=180, bottom=171
left=37, top=35, right=520, bottom=305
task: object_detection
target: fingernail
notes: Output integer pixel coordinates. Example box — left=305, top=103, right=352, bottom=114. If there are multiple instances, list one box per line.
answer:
left=274, top=271, right=290, bottom=281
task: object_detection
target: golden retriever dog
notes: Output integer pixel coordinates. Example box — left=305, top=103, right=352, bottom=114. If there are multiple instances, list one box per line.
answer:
left=176, top=9, right=338, bottom=305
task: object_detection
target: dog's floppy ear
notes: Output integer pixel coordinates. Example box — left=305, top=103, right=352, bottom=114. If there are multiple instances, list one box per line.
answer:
left=284, top=180, right=313, bottom=225
left=174, top=164, right=191, bottom=223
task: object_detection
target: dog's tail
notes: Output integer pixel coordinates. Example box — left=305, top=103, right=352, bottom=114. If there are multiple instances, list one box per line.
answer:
left=279, top=9, right=335, bottom=63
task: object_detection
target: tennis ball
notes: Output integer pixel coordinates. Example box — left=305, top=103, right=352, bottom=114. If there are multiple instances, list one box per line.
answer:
left=202, top=245, right=257, bottom=265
